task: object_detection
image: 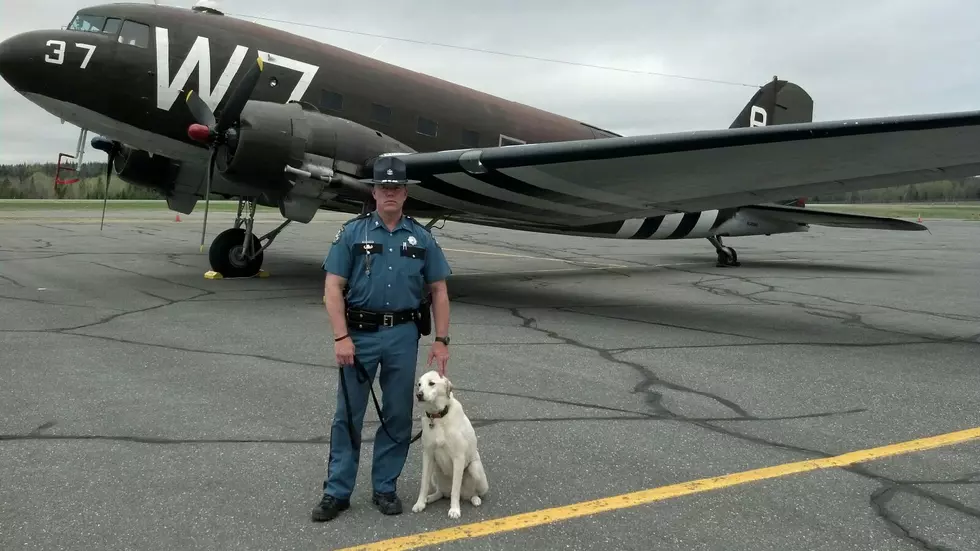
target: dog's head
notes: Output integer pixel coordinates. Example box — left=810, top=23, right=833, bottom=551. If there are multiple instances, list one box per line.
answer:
left=416, top=370, right=453, bottom=408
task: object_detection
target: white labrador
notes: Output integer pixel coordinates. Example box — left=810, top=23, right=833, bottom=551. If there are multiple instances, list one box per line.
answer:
left=411, top=370, right=489, bottom=519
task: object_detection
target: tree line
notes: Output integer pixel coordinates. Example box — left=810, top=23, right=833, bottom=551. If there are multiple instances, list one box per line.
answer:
left=0, top=162, right=161, bottom=200
left=2, top=162, right=979, bottom=202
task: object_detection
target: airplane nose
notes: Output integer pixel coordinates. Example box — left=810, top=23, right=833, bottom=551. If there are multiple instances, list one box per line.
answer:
left=0, top=35, right=13, bottom=81
left=0, top=32, right=30, bottom=90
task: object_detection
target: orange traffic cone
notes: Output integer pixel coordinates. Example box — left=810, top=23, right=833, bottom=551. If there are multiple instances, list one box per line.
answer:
left=917, top=213, right=922, bottom=222
left=175, top=214, right=181, bottom=222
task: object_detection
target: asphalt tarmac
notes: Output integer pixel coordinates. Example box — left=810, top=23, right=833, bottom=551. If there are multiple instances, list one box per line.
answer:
left=1, top=207, right=978, bottom=551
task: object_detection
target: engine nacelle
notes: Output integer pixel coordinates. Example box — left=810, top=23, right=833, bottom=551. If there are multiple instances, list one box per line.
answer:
left=215, top=100, right=414, bottom=192
left=112, top=147, right=180, bottom=194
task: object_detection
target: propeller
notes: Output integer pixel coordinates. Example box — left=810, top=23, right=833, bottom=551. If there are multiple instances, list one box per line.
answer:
left=184, top=55, right=264, bottom=252
left=90, top=136, right=121, bottom=231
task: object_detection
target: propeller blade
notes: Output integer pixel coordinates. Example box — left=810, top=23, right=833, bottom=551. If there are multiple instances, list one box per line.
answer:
left=184, top=89, right=216, bottom=128
left=100, top=152, right=114, bottom=231
left=199, top=147, right=217, bottom=252
left=215, top=56, right=264, bottom=134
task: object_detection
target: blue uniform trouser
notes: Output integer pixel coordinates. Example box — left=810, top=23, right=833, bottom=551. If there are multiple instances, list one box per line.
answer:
left=323, top=322, right=419, bottom=500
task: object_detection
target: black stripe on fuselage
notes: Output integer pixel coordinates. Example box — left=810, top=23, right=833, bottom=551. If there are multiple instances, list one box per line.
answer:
left=710, top=208, right=738, bottom=230
left=665, top=212, right=702, bottom=239
left=629, top=216, right=665, bottom=239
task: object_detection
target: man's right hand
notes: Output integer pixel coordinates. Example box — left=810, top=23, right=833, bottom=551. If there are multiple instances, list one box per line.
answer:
left=334, top=336, right=355, bottom=367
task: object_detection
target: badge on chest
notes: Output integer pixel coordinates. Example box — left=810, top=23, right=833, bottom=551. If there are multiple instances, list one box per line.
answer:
left=400, top=239, right=426, bottom=259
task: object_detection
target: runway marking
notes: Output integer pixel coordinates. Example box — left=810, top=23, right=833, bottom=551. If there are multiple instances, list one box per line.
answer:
left=335, top=426, right=980, bottom=551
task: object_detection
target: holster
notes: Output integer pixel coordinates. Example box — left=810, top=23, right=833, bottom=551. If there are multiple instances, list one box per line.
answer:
left=416, top=293, right=432, bottom=336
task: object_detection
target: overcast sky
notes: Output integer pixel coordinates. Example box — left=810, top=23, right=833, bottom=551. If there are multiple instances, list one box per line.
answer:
left=1, top=0, right=978, bottom=164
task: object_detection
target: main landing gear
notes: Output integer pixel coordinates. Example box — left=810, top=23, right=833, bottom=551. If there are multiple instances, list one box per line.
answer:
left=707, top=235, right=740, bottom=267
left=207, top=197, right=292, bottom=278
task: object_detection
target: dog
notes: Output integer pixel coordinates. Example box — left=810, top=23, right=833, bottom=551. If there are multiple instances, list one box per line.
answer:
left=411, top=370, right=488, bottom=519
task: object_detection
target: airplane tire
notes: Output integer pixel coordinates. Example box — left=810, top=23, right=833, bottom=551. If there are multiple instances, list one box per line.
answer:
left=716, top=247, right=740, bottom=267
left=209, top=228, right=263, bottom=278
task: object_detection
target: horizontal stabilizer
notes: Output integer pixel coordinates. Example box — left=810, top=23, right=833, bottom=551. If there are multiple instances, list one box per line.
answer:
left=741, top=204, right=927, bottom=231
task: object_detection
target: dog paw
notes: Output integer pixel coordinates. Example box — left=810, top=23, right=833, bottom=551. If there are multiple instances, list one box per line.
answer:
left=412, top=501, right=426, bottom=513
left=448, top=506, right=461, bottom=519
left=470, top=496, right=482, bottom=507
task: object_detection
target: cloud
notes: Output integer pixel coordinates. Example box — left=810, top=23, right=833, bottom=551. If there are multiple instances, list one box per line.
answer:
left=1, top=0, right=978, bottom=164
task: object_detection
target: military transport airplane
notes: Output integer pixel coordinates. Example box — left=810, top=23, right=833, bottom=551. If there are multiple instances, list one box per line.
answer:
left=2, top=1, right=979, bottom=278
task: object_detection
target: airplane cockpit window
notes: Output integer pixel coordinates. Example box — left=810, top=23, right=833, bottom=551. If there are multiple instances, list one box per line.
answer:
left=102, top=18, right=122, bottom=36
left=118, top=20, right=150, bottom=48
left=67, top=14, right=106, bottom=32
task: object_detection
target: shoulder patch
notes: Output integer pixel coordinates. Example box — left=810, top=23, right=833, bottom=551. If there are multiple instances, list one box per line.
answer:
left=332, top=227, right=343, bottom=244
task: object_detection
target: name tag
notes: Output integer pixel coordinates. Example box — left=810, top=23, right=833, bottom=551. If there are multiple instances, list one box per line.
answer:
left=353, top=242, right=384, bottom=256
left=400, top=246, right=426, bottom=259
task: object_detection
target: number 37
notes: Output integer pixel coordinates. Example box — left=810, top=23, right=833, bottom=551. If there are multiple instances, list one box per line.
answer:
left=45, top=40, right=97, bottom=69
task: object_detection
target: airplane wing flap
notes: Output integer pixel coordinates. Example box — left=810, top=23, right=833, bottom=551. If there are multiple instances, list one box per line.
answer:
left=398, top=110, right=980, bottom=219
left=740, top=204, right=928, bottom=231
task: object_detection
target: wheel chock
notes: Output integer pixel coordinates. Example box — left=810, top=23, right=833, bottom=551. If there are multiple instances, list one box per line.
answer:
left=203, top=269, right=270, bottom=280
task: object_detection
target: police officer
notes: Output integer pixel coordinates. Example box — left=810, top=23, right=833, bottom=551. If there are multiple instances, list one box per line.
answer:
left=313, top=156, right=452, bottom=522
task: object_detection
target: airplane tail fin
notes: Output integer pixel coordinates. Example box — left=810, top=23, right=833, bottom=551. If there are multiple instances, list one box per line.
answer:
left=729, top=77, right=813, bottom=129
left=731, top=77, right=814, bottom=207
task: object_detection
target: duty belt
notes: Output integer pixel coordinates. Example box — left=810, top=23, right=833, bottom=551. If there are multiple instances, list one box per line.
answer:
left=346, top=307, right=419, bottom=330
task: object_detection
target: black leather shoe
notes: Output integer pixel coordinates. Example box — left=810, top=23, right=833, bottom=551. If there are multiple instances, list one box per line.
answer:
left=371, top=491, right=403, bottom=515
left=311, top=494, right=350, bottom=522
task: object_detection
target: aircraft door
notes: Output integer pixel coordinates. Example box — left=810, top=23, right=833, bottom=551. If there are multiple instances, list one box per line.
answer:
left=109, top=19, right=156, bottom=121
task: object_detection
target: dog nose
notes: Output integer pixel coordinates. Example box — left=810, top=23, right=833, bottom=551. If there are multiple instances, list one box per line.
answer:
left=415, top=392, right=424, bottom=401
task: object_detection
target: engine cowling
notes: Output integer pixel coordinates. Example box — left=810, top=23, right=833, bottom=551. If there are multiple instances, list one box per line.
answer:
left=214, top=100, right=414, bottom=193
left=112, top=147, right=179, bottom=194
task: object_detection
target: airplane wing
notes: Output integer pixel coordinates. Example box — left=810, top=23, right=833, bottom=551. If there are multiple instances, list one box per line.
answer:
left=396, top=110, right=980, bottom=226
left=739, top=204, right=927, bottom=231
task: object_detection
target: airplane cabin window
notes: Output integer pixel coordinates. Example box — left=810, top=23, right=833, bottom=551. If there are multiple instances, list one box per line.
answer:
left=461, top=129, right=479, bottom=147
left=118, top=20, right=150, bottom=48
left=320, top=90, right=343, bottom=111
left=102, top=18, right=122, bottom=36
left=68, top=14, right=106, bottom=32
left=416, top=117, right=438, bottom=137
left=371, top=103, right=391, bottom=125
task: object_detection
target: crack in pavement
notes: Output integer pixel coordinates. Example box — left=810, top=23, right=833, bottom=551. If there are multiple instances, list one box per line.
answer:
left=668, top=265, right=978, bottom=345
left=0, top=273, right=26, bottom=287
left=871, top=476, right=980, bottom=551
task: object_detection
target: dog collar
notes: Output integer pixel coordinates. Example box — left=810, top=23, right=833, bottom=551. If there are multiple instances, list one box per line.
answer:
left=425, top=404, right=450, bottom=421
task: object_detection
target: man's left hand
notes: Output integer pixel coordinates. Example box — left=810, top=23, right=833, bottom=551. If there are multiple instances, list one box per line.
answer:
left=428, top=341, right=449, bottom=375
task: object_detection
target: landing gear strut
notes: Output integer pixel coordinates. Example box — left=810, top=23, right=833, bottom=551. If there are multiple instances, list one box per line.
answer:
left=207, top=197, right=292, bottom=278
left=707, top=235, right=740, bottom=267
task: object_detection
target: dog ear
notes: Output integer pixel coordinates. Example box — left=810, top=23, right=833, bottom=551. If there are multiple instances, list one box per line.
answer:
left=445, top=378, right=453, bottom=396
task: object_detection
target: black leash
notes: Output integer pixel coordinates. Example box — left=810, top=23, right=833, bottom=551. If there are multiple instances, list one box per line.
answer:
left=339, top=357, right=422, bottom=453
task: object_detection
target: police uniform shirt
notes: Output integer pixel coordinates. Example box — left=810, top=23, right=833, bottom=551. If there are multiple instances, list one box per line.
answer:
left=323, top=211, right=452, bottom=312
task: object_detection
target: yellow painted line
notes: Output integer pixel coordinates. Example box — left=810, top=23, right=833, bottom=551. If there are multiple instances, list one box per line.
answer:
left=335, top=426, right=980, bottom=551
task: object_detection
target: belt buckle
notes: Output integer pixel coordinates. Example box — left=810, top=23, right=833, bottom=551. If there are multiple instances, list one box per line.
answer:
left=382, top=313, right=394, bottom=327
